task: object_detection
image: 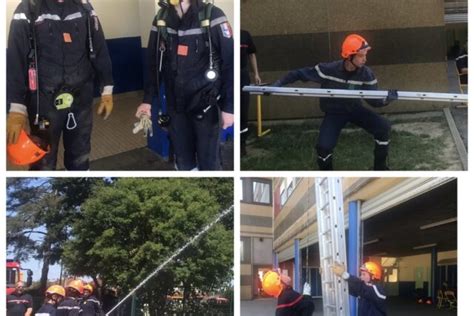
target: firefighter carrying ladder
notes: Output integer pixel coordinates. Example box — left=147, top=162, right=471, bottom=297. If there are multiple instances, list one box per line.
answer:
left=315, top=177, right=349, bottom=316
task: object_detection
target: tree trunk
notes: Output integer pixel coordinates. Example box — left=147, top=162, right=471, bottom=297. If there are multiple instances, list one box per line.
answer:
left=40, top=247, right=51, bottom=294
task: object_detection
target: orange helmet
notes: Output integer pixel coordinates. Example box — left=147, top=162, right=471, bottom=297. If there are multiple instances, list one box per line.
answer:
left=360, top=262, right=382, bottom=281
left=262, top=271, right=284, bottom=297
left=341, top=34, right=371, bottom=59
left=67, top=280, right=84, bottom=295
left=7, top=130, right=49, bottom=165
left=83, top=284, right=94, bottom=293
left=46, top=285, right=66, bottom=297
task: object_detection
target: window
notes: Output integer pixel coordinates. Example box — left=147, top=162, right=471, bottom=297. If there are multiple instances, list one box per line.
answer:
left=253, top=181, right=270, bottom=204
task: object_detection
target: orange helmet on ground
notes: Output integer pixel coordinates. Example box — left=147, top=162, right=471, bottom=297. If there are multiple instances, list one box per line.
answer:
left=341, top=34, right=371, bottom=59
left=262, top=271, right=284, bottom=297
left=360, top=262, right=382, bottom=281
left=7, top=130, right=49, bottom=165
left=84, top=284, right=94, bottom=293
left=67, top=280, right=84, bottom=295
left=46, top=285, right=66, bottom=297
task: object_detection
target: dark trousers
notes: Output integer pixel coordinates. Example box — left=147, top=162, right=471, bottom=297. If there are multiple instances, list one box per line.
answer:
left=29, top=82, right=94, bottom=170
left=168, top=104, right=221, bottom=170
left=240, top=70, right=251, bottom=153
left=316, top=105, right=391, bottom=170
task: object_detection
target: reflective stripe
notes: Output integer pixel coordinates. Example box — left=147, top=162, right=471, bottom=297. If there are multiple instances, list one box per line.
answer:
left=276, top=295, right=303, bottom=309
left=13, top=13, right=30, bottom=22
left=166, top=27, right=204, bottom=36
left=375, top=139, right=390, bottom=146
left=151, top=26, right=158, bottom=32
left=240, top=128, right=249, bottom=133
left=35, top=314, right=51, bottom=316
left=90, top=10, right=98, bottom=17
left=57, top=306, right=80, bottom=310
left=167, top=27, right=177, bottom=34
left=210, top=16, right=228, bottom=27
left=318, top=154, right=333, bottom=161
left=315, top=65, right=378, bottom=86
left=372, top=285, right=386, bottom=300
left=456, top=54, right=467, bottom=61
left=64, top=12, right=83, bottom=21
left=35, top=14, right=61, bottom=23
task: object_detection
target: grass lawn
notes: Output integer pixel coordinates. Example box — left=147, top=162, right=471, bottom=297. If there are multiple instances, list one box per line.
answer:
left=241, top=111, right=462, bottom=171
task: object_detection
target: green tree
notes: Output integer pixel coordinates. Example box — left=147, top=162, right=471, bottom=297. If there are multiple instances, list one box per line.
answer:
left=7, top=178, right=106, bottom=293
left=62, top=178, right=233, bottom=313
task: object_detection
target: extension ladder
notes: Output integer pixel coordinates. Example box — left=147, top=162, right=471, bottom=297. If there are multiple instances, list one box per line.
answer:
left=243, top=86, right=468, bottom=103
left=315, top=177, right=349, bottom=316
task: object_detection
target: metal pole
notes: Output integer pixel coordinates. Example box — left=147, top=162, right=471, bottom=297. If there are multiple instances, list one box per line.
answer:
left=431, top=246, right=438, bottom=303
left=348, top=201, right=361, bottom=316
left=257, top=95, right=271, bottom=137
left=273, top=252, right=279, bottom=269
left=243, top=86, right=468, bottom=103
left=294, top=239, right=301, bottom=293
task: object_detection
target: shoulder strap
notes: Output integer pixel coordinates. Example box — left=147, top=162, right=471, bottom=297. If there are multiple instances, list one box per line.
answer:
left=199, top=2, right=213, bottom=28
left=156, top=7, right=169, bottom=40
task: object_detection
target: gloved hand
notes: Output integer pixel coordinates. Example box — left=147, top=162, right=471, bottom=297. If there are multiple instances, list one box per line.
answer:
left=303, top=282, right=311, bottom=296
left=7, top=112, right=28, bottom=144
left=331, top=262, right=346, bottom=277
left=97, top=94, right=113, bottom=120
left=136, top=103, right=152, bottom=118
left=221, top=111, right=234, bottom=129
left=133, top=115, right=153, bottom=137
left=384, top=89, right=398, bottom=105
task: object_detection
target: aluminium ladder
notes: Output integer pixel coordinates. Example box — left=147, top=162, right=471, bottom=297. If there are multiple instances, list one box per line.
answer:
left=315, top=177, right=349, bottom=316
left=242, top=86, right=468, bottom=103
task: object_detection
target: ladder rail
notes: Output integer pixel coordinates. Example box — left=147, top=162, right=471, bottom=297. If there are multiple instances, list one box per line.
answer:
left=316, top=177, right=350, bottom=316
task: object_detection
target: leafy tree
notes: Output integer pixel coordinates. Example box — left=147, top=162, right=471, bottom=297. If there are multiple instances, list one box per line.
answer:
left=62, top=178, right=233, bottom=313
left=6, top=178, right=106, bottom=293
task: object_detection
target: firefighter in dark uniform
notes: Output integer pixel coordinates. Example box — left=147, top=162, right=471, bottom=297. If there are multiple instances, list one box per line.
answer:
left=455, top=46, right=468, bottom=85
left=332, top=261, right=387, bottom=316
left=273, top=34, right=398, bottom=170
left=7, top=0, right=114, bottom=170
left=7, top=282, right=33, bottom=316
left=136, top=0, right=234, bottom=171
left=261, top=271, right=315, bottom=316
left=57, top=280, right=83, bottom=316
left=240, top=29, right=261, bottom=156
left=36, top=285, right=66, bottom=316
left=80, top=284, right=104, bottom=316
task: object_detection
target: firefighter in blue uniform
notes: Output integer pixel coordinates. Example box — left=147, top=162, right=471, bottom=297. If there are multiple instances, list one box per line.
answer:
left=80, top=284, right=104, bottom=316
left=7, top=0, right=114, bottom=170
left=261, top=271, right=315, bottom=316
left=273, top=34, right=398, bottom=170
left=136, top=0, right=234, bottom=171
left=57, top=280, right=83, bottom=316
left=36, top=285, right=66, bottom=316
left=332, top=261, right=387, bottom=316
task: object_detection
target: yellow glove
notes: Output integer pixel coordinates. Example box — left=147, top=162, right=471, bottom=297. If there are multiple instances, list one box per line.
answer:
left=97, top=95, right=113, bottom=120
left=7, top=112, right=28, bottom=144
left=331, top=262, right=346, bottom=277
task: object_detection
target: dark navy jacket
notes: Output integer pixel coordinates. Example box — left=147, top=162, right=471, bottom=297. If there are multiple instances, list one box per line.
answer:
left=275, top=287, right=315, bottom=316
left=277, top=60, right=386, bottom=113
left=144, top=1, right=234, bottom=114
left=36, top=302, right=57, bottom=316
left=347, top=276, right=387, bottom=316
left=80, top=295, right=104, bottom=316
left=56, top=297, right=80, bottom=316
left=7, top=0, right=113, bottom=108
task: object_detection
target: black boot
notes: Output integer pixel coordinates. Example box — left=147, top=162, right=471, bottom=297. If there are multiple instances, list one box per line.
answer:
left=374, top=142, right=389, bottom=170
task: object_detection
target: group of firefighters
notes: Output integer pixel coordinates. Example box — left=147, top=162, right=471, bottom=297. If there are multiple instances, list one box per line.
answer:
left=7, top=280, right=103, bottom=316
left=262, top=261, right=386, bottom=316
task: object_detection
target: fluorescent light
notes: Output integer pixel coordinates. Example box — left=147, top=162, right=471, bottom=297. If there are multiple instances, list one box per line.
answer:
left=364, top=239, right=380, bottom=246
left=419, top=217, right=457, bottom=230
left=413, top=243, right=437, bottom=250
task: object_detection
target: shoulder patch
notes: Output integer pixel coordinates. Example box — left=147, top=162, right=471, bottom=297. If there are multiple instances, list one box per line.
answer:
left=220, top=22, right=232, bottom=38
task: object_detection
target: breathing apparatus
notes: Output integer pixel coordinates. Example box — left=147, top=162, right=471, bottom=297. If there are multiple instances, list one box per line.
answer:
left=24, top=0, right=96, bottom=132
